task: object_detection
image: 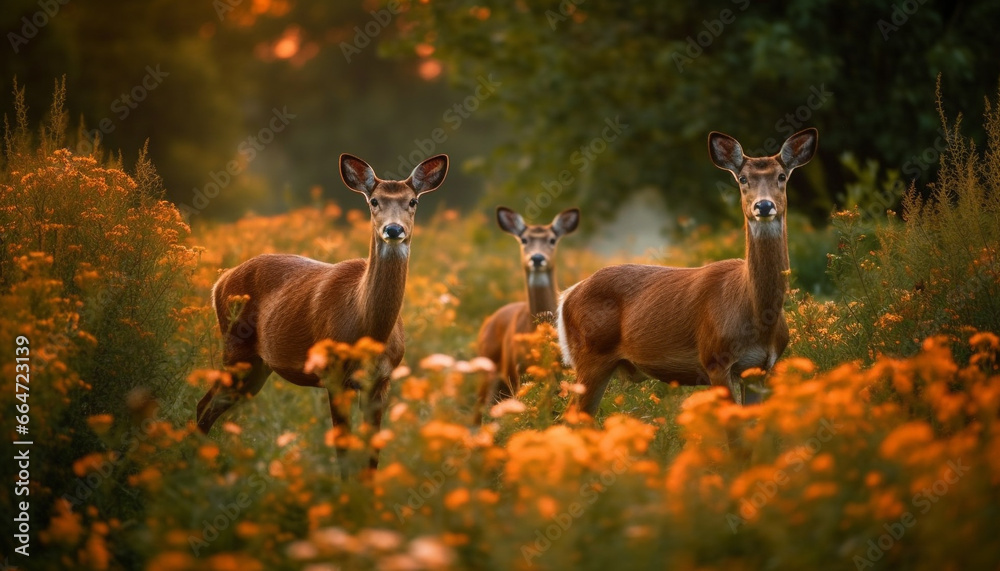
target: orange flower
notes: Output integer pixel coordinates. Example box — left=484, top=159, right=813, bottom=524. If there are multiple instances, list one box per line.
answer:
left=371, top=429, right=394, bottom=449
left=308, top=503, right=333, bottom=530
left=810, top=453, right=834, bottom=473
left=537, top=495, right=559, bottom=519
left=476, top=489, right=500, bottom=505
left=970, top=331, right=1000, bottom=350
left=865, top=471, right=882, bottom=488
left=880, top=422, right=935, bottom=458
left=803, top=482, right=838, bottom=501
left=84, top=532, right=111, bottom=570
left=146, top=551, right=195, bottom=571
left=40, top=498, right=83, bottom=546
left=72, top=452, right=117, bottom=477
left=198, top=444, right=220, bottom=462
left=86, top=414, right=114, bottom=435
left=444, top=488, right=470, bottom=510
left=236, top=521, right=262, bottom=538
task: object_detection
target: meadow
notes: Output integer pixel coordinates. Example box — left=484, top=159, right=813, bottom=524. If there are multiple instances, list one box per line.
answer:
left=2, top=85, right=1000, bottom=570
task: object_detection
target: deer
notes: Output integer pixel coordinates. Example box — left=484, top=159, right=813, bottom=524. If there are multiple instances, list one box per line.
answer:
left=556, top=128, right=817, bottom=428
left=196, top=153, right=448, bottom=473
left=475, top=206, right=580, bottom=421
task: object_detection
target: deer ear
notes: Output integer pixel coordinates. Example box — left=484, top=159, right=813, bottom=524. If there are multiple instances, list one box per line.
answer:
left=708, top=132, right=745, bottom=176
left=552, top=208, right=580, bottom=236
left=496, top=206, right=526, bottom=236
left=410, top=154, right=449, bottom=195
left=780, top=128, right=818, bottom=170
left=340, top=154, right=377, bottom=196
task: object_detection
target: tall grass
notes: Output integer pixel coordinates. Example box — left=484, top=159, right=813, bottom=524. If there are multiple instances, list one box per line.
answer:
left=0, top=81, right=197, bottom=566
left=2, top=81, right=1000, bottom=570
left=789, top=80, right=1000, bottom=369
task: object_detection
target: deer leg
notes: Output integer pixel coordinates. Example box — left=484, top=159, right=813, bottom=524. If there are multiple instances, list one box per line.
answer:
left=474, top=371, right=500, bottom=424
left=364, top=372, right=392, bottom=471
left=197, top=356, right=271, bottom=433
left=324, top=364, right=358, bottom=478
left=708, top=366, right=753, bottom=462
left=573, top=358, right=618, bottom=418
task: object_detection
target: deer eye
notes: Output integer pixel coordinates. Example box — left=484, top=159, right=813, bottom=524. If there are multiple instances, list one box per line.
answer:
left=369, top=198, right=379, bottom=208
left=738, top=175, right=748, bottom=185
left=549, top=238, right=557, bottom=245
left=520, top=237, right=528, bottom=245
left=778, top=173, right=787, bottom=182
left=409, top=198, right=419, bottom=208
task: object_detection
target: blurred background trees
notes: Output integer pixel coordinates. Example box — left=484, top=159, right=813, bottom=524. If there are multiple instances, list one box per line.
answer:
left=3, top=0, right=999, bottom=226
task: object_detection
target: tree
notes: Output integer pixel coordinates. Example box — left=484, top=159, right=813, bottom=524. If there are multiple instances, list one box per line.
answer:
left=0, top=0, right=498, bottom=219
left=393, top=0, right=1000, bottom=225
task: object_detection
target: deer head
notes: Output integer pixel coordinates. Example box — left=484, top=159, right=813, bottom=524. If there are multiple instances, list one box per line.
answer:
left=709, top=128, right=817, bottom=236
left=496, top=207, right=580, bottom=273
left=340, top=154, right=449, bottom=248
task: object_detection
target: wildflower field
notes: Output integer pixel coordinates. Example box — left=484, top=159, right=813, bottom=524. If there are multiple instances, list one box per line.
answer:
left=3, top=86, right=1000, bottom=571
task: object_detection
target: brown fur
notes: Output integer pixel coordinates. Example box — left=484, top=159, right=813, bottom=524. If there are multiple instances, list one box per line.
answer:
left=557, top=129, right=817, bottom=416
left=197, top=153, right=448, bottom=472
left=475, top=207, right=579, bottom=420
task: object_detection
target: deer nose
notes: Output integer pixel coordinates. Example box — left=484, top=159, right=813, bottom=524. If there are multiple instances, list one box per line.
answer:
left=529, top=254, right=547, bottom=268
left=383, top=224, right=405, bottom=240
left=753, top=200, right=777, bottom=218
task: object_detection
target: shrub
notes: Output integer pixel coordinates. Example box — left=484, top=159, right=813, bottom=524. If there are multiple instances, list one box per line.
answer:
left=790, top=80, right=1000, bottom=367
left=0, top=81, right=197, bottom=566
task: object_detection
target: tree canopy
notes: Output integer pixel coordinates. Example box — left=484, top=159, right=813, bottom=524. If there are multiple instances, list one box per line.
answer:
left=394, top=0, right=1000, bottom=224
left=1, top=0, right=499, bottom=219
left=3, top=1, right=999, bottom=226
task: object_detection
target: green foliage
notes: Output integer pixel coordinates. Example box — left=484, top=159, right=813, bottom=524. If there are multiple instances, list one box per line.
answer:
left=7, top=78, right=1000, bottom=571
left=0, top=1, right=500, bottom=219
left=393, top=0, right=1000, bottom=224
left=788, top=81, right=1000, bottom=367
left=0, top=82, right=197, bottom=558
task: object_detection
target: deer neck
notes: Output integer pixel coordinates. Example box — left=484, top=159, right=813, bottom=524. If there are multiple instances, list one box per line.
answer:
left=525, top=268, right=558, bottom=316
left=744, top=218, right=789, bottom=324
left=357, top=231, right=409, bottom=342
